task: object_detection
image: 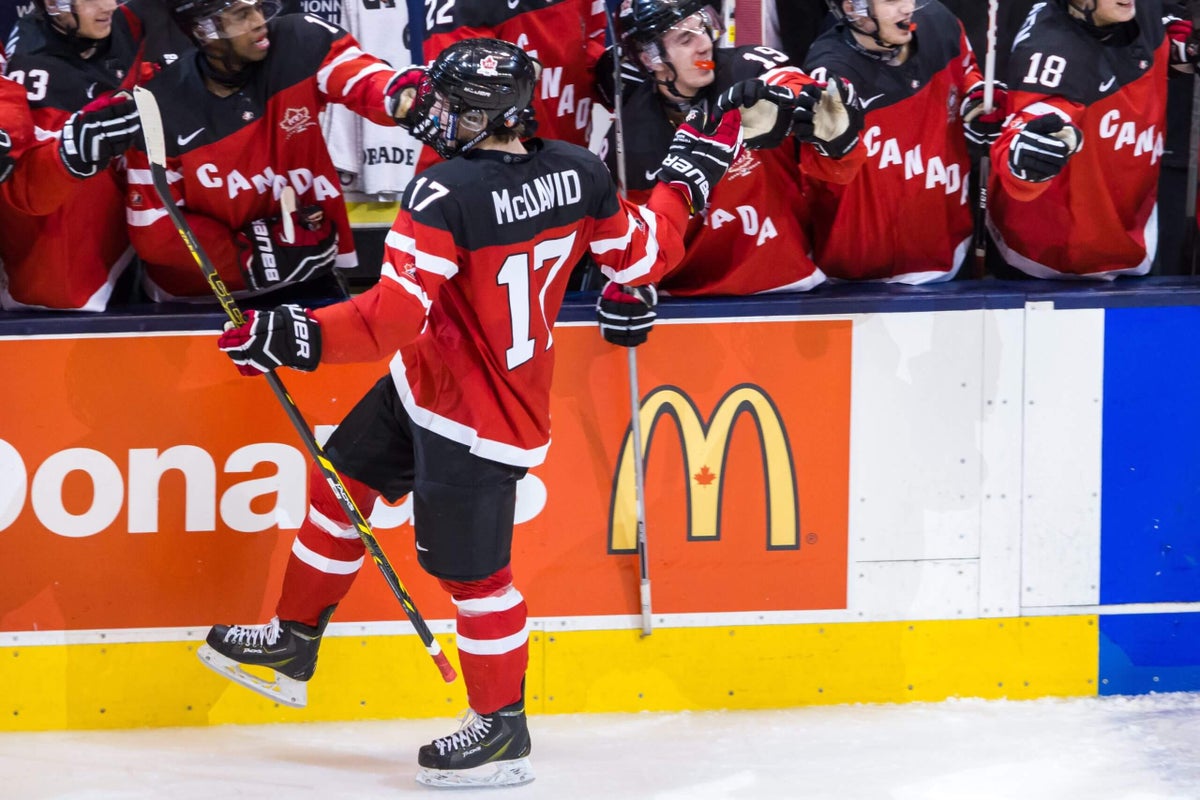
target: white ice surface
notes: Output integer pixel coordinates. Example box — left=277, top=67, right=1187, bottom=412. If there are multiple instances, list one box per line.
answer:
left=3, top=693, right=1200, bottom=799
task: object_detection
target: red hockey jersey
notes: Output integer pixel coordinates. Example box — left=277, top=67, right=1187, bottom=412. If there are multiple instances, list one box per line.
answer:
left=315, top=139, right=689, bottom=467
left=802, top=1, right=983, bottom=283
left=0, top=74, right=33, bottom=166
left=989, top=0, right=1168, bottom=278
left=0, top=7, right=149, bottom=310
left=601, top=46, right=863, bottom=296
left=416, top=0, right=606, bottom=173
left=124, top=13, right=400, bottom=300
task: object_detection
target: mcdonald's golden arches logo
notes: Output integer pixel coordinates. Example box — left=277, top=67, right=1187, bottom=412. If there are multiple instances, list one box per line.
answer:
left=608, top=383, right=799, bottom=553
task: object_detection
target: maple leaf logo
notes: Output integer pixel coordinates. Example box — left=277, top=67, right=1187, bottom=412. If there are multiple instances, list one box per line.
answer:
left=693, top=465, right=717, bottom=486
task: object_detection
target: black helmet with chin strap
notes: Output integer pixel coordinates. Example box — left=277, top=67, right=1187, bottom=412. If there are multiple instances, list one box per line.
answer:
left=410, top=37, right=541, bottom=160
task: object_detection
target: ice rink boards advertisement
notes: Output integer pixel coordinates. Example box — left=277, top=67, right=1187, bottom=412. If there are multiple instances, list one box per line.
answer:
left=2, top=284, right=1199, bottom=730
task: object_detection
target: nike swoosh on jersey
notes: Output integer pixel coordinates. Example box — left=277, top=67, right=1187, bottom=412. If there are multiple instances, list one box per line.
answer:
left=860, top=93, right=886, bottom=109
left=1099, top=76, right=1116, bottom=92
left=177, top=127, right=206, bottom=147
left=645, top=169, right=660, bottom=181
left=415, top=541, right=429, bottom=552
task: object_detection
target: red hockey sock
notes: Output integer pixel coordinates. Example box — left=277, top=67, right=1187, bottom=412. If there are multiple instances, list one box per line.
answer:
left=440, top=566, right=528, bottom=715
left=275, top=462, right=379, bottom=627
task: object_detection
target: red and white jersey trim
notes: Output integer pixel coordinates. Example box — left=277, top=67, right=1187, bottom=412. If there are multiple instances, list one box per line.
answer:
left=591, top=204, right=662, bottom=284
left=388, top=353, right=552, bottom=468
left=989, top=206, right=1156, bottom=281
left=0, top=248, right=133, bottom=312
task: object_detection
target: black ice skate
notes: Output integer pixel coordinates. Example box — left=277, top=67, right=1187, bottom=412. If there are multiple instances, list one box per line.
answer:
left=195, top=605, right=335, bottom=708
left=415, top=699, right=534, bottom=788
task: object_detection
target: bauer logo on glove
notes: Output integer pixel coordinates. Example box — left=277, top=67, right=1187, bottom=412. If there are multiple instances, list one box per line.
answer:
left=237, top=203, right=338, bottom=292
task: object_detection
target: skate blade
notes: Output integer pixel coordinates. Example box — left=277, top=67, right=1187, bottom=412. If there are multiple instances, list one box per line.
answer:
left=415, top=757, right=534, bottom=788
left=196, top=644, right=308, bottom=708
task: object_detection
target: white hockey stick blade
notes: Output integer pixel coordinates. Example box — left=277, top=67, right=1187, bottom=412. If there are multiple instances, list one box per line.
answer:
left=132, top=86, right=166, bottom=168
left=196, top=643, right=308, bottom=708
left=280, top=185, right=297, bottom=244
left=416, top=758, right=535, bottom=788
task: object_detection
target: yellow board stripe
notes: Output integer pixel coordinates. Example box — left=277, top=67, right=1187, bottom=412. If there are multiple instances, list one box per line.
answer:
left=346, top=201, right=402, bottom=227
left=0, top=617, right=1098, bottom=731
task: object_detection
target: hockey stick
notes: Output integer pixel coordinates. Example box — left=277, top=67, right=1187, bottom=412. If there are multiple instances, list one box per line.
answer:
left=972, top=0, right=998, bottom=279
left=279, top=185, right=297, bottom=244
left=604, top=9, right=652, bottom=636
left=131, top=86, right=457, bottom=684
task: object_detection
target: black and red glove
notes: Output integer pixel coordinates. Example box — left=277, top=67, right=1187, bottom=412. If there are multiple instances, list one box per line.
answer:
left=217, top=305, right=322, bottom=376
left=961, top=81, right=1009, bottom=148
left=597, top=280, right=658, bottom=348
left=1167, top=16, right=1200, bottom=67
left=236, top=204, right=337, bottom=291
left=385, top=66, right=427, bottom=124
left=658, top=107, right=743, bottom=214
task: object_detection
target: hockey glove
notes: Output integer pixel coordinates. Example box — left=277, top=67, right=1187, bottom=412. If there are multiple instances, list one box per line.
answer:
left=237, top=204, right=338, bottom=292
left=385, top=66, right=427, bottom=125
left=658, top=107, right=743, bottom=214
left=795, top=76, right=863, bottom=159
left=714, top=78, right=798, bottom=150
left=217, top=305, right=322, bottom=376
left=0, top=128, right=12, bottom=184
left=1008, top=114, right=1081, bottom=184
left=58, top=90, right=141, bottom=179
left=961, top=81, right=1009, bottom=148
left=597, top=280, right=657, bottom=348
left=1166, top=16, right=1200, bottom=67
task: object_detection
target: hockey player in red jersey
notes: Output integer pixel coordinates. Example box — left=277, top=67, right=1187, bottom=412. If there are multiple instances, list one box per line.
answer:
left=801, top=0, right=1002, bottom=283
left=123, top=0, right=423, bottom=301
left=198, top=38, right=742, bottom=787
left=0, top=0, right=149, bottom=310
left=415, top=0, right=607, bottom=173
left=595, top=0, right=865, bottom=303
left=989, top=0, right=1176, bottom=278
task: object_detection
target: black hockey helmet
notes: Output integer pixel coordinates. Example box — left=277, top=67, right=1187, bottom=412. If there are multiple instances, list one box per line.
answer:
left=168, top=0, right=280, bottom=44
left=410, top=37, right=541, bottom=160
left=619, top=0, right=715, bottom=48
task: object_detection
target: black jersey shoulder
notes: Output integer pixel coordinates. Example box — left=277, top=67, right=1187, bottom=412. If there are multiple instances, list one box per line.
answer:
left=806, top=3, right=969, bottom=113
left=405, top=139, right=616, bottom=250
left=427, top=0, right=575, bottom=34
left=143, top=14, right=355, bottom=157
left=4, top=13, right=139, bottom=112
left=1009, top=0, right=1165, bottom=104
left=259, top=13, right=355, bottom=89
left=712, top=44, right=792, bottom=89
